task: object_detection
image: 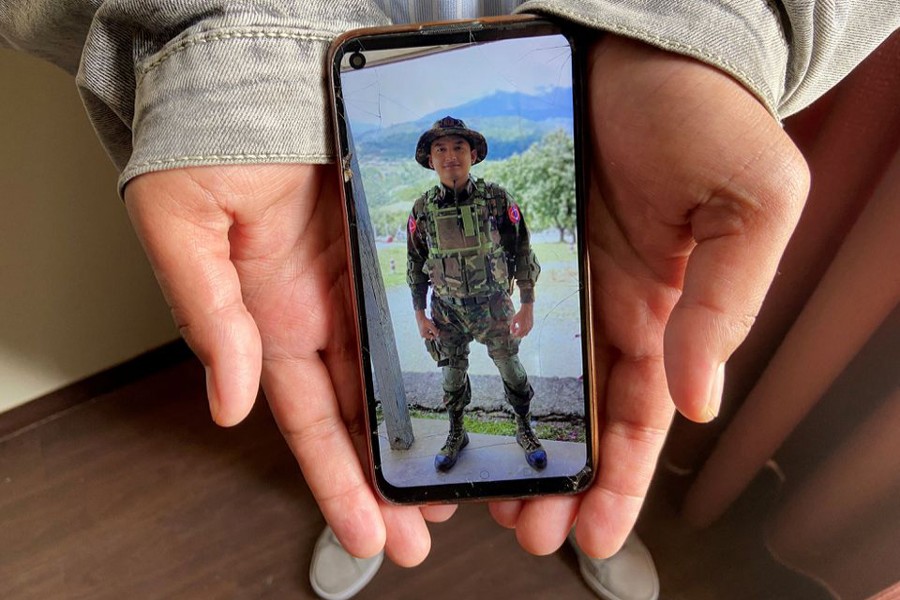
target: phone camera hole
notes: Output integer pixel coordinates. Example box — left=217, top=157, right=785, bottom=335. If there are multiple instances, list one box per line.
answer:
left=349, top=51, right=367, bottom=70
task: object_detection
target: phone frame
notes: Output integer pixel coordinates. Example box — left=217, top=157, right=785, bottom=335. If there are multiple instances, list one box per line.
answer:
left=328, top=15, right=598, bottom=504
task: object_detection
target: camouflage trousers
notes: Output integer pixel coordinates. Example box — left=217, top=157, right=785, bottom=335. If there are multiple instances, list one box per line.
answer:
left=425, top=292, right=533, bottom=413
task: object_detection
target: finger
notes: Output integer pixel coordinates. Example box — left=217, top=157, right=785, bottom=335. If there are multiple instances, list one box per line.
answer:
left=124, top=171, right=262, bottom=426
left=488, top=500, right=523, bottom=529
left=509, top=318, right=522, bottom=337
left=264, top=355, right=385, bottom=559
left=513, top=495, right=579, bottom=555
left=575, top=355, right=674, bottom=558
left=664, top=127, right=809, bottom=421
left=420, top=504, right=458, bottom=523
left=382, top=503, right=431, bottom=567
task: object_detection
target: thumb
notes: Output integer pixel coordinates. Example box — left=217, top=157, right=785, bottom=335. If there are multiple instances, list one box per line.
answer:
left=664, top=126, right=810, bottom=422
left=125, top=169, right=262, bottom=426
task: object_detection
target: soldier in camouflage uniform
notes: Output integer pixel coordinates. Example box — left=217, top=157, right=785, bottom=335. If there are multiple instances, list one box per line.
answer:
left=407, top=116, right=546, bottom=472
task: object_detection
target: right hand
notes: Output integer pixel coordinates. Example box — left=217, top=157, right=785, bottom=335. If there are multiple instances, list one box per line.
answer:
left=490, top=35, right=810, bottom=559
left=416, top=310, right=440, bottom=340
left=124, top=164, right=454, bottom=567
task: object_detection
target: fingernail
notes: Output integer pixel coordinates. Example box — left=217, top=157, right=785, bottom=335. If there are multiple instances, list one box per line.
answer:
left=705, top=362, right=725, bottom=421
left=205, top=366, right=220, bottom=422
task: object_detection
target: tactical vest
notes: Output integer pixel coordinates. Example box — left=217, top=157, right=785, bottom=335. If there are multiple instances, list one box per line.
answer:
left=421, top=179, right=511, bottom=299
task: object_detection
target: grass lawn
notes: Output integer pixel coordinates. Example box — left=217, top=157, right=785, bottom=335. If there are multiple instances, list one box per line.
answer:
left=408, top=409, right=585, bottom=444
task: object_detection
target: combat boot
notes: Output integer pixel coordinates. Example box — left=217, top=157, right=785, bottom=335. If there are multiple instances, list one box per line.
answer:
left=434, top=408, right=469, bottom=472
left=514, top=410, right=547, bottom=469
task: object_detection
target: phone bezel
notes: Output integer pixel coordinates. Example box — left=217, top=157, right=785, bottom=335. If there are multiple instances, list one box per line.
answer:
left=328, top=15, right=598, bottom=504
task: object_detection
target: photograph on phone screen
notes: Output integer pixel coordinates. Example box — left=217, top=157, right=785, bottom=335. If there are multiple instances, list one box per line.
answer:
left=339, top=33, right=587, bottom=489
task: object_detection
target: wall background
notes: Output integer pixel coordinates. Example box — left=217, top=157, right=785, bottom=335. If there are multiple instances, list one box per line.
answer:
left=0, top=50, right=177, bottom=413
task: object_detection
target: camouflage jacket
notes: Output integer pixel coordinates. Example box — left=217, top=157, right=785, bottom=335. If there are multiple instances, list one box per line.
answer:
left=407, top=177, right=540, bottom=310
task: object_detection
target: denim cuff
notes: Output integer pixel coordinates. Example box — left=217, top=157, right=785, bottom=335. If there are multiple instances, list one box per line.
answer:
left=518, top=0, right=789, bottom=118
left=72, top=1, right=389, bottom=195
left=119, top=27, right=337, bottom=193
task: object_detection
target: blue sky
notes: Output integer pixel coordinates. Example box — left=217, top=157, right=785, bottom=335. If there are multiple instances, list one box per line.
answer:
left=341, top=34, right=572, bottom=128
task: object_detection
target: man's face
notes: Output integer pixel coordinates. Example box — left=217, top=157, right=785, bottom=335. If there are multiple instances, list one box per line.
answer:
left=428, top=135, right=477, bottom=188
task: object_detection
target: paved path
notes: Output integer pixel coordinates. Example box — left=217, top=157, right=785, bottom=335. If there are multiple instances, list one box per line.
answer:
left=378, top=418, right=589, bottom=489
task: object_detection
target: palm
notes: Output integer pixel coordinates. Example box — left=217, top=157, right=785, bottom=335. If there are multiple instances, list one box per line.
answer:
left=230, top=168, right=346, bottom=357
left=489, top=36, right=809, bottom=557
left=224, top=166, right=360, bottom=415
left=125, top=164, right=440, bottom=565
left=222, top=165, right=369, bottom=512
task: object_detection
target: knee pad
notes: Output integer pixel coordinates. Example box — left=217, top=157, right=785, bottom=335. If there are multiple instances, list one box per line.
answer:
left=442, top=366, right=468, bottom=393
left=442, top=372, right=471, bottom=412
left=493, top=355, right=528, bottom=390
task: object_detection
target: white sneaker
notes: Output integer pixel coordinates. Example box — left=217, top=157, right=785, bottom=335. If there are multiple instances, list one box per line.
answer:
left=309, top=526, right=384, bottom=600
left=568, top=531, right=660, bottom=600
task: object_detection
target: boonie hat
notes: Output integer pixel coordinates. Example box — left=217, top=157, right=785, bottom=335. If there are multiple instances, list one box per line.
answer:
left=415, top=116, right=488, bottom=169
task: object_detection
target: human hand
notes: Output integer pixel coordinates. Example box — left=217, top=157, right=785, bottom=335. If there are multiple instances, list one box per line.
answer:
left=490, top=36, right=809, bottom=557
left=124, top=164, right=454, bottom=566
left=415, top=310, right=440, bottom=339
left=510, top=302, right=534, bottom=338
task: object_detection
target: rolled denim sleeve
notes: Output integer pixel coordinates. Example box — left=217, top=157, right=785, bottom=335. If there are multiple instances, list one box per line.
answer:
left=2, top=0, right=389, bottom=193
left=90, top=2, right=389, bottom=192
left=517, top=0, right=900, bottom=119
left=3, top=0, right=898, bottom=194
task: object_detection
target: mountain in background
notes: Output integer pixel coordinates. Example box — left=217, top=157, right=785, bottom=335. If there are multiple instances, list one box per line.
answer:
left=418, top=86, right=573, bottom=124
left=352, top=87, right=573, bottom=161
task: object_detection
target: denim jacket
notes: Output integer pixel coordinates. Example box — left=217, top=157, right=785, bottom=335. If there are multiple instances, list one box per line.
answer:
left=1, top=0, right=897, bottom=192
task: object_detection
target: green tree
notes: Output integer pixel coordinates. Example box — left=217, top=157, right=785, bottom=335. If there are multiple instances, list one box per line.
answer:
left=495, top=130, right=576, bottom=242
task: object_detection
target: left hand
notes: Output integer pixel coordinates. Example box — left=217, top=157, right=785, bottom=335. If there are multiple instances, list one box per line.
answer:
left=125, top=164, right=445, bottom=566
left=510, top=302, right=534, bottom=338
left=489, top=36, right=809, bottom=558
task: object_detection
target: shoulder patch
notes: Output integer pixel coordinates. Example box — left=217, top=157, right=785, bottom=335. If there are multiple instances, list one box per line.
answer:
left=408, top=214, right=417, bottom=235
left=507, top=203, right=521, bottom=224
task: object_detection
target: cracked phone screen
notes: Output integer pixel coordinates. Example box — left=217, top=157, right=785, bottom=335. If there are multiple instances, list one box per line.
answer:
left=336, top=29, right=591, bottom=500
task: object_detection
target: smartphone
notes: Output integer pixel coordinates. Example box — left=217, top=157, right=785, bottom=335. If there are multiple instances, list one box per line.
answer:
left=328, top=15, right=596, bottom=504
